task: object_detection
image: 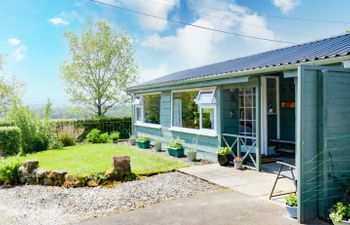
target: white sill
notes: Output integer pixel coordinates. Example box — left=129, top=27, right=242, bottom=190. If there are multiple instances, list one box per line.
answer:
left=134, top=122, right=162, bottom=129
left=169, top=127, right=217, bottom=137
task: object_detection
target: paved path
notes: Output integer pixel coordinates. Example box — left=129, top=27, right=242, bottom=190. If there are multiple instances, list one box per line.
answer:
left=77, top=189, right=327, bottom=225
left=178, top=164, right=295, bottom=199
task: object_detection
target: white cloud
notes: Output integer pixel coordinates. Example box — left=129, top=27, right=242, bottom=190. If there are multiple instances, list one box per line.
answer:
left=13, top=45, right=27, bottom=62
left=49, top=17, right=69, bottom=25
left=272, top=0, right=299, bottom=14
left=139, top=63, right=169, bottom=82
left=141, top=0, right=278, bottom=67
left=118, top=0, right=179, bottom=31
left=7, top=38, right=21, bottom=46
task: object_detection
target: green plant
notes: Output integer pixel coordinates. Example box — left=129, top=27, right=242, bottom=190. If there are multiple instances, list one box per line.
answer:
left=0, top=126, right=21, bottom=156
left=57, top=125, right=84, bottom=146
left=218, top=147, right=233, bottom=156
left=329, top=202, right=350, bottom=223
left=110, top=132, right=120, bottom=141
left=234, top=156, right=243, bottom=162
left=0, top=158, right=21, bottom=185
left=187, top=148, right=197, bottom=153
left=136, top=136, right=150, bottom=142
left=86, top=129, right=102, bottom=143
left=285, top=194, right=298, bottom=207
left=9, top=103, right=52, bottom=154
left=168, top=138, right=183, bottom=149
left=99, top=132, right=110, bottom=143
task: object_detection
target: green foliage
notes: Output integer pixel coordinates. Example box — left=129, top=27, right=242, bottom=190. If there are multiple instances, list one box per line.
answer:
left=86, top=129, right=101, bottom=143
left=0, top=126, right=21, bottom=156
left=136, top=136, right=150, bottom=143
left=99, top=132, right=110, bottom=143
left=218, top=147, right=233, bottom=156
left=0, top=158, right=21, bottom=185
left=61, top=20, right=138, bottom=117
left=57, top=125, right=84, bottom=147
left=329, top=202, right=350, bottom=223
left=50, top=117, right=131, bottom=139
left=285, top=194, right=297, bottom=207
left=110, top=132, right=120, bottom=140
left=168, top=138, right=183, bottom=149
left=86, top=128, right=110, bottom=143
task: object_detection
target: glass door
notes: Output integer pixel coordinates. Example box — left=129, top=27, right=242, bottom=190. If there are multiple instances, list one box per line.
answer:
left=239, top=87, right=256, bottom=146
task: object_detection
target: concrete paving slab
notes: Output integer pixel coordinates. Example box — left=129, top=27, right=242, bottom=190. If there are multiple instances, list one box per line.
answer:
left=177, top=164, right=296, bottom=201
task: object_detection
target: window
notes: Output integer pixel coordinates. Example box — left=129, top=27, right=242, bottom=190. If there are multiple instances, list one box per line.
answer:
left=143, top=94, right=160, bottom=124
left=134, top=94, right=160, bottom=125
left=172, top=89, right=216, bottom=131
left=172, top=91, right=199, bottom=129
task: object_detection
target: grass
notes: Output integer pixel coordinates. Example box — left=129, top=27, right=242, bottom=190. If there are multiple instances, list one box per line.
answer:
left=10, top=143, right=188, bottom=176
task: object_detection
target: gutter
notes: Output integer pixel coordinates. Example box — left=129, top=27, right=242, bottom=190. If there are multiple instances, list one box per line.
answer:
left=127, top=55, right=350, bottom=93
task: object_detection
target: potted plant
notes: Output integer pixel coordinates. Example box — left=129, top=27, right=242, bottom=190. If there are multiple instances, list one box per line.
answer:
left=154, top=141, right=162, bottom=152
left=136, top=136, right=151, bottom=149
left=129, top=135, right=136, bottom=145
left=217, top=147, right=233, bottom=166
left=110, top=132, right=120, bottom=144
left=234, top=156, right=244, bottom=170
left=167, top=138, right=184, bottom=158
left=329, top=202, right=350, bottom=225
left=285, top=193, right=298, bottom=218
left=187, top=148, right=197, bottom=162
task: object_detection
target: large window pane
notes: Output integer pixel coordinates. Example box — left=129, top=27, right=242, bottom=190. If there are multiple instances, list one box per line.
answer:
left=136, top=107, right=142, bottom=122
left=202, top=108, right=215, bottom=129
left=173, top=91, right=199, bottom=129
left=144, top=94, right=160, bottom=124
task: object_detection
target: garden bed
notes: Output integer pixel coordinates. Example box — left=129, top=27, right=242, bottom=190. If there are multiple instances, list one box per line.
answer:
left=0, top=172, right=219, bottom=225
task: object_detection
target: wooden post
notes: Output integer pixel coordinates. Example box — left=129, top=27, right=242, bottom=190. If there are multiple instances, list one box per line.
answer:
left=256, top=78, right=262, bottom=172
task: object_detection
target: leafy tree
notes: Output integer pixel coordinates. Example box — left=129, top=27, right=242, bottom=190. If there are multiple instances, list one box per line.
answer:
left=44, top=98, right=52, bottom=120
left=61, top=21, right=138, bottom=117
left=0, top=55, right=24, bottom=115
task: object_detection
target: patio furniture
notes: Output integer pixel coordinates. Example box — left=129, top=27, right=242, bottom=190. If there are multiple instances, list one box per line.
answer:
left=269, top=161, right=297, bottom=199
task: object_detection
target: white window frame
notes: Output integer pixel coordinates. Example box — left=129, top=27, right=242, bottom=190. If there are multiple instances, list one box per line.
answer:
left=195, top=89, right=216, bottom=104
left=134, top=93, right=161, bottom=129
left=170, top=87, right=217, bottom=137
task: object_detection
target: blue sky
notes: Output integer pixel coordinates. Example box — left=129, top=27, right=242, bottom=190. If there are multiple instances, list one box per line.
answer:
left=0, top=0, right=349, bottom=106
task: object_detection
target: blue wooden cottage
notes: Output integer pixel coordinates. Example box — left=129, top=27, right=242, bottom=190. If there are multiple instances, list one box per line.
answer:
left=128, top=33, right=350, bottom=223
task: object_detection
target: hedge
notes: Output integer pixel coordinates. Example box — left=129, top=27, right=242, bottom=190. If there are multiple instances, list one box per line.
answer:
left=51, top=117, right=131, bottom=139
left=0, top=127, right=21, bottom=156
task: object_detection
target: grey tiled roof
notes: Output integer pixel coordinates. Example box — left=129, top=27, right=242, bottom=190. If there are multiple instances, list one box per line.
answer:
left=135, top=33, right=350, bottom=88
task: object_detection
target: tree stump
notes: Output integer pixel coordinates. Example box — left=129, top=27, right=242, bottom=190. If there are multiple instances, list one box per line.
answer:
left=112, top=156, right=131, bottom=177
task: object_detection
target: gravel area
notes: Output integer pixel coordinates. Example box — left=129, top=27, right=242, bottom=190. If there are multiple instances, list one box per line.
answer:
left=0, top=172, right=219, bottom=225
left=121, top=142, right=214, bottom=166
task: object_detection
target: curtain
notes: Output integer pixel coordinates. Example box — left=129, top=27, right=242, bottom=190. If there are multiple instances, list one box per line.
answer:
left=173, top=98, right=182, bottom=127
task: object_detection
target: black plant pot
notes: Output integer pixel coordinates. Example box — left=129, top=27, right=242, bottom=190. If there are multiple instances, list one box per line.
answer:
left=218, top=154, right=232, bottom=166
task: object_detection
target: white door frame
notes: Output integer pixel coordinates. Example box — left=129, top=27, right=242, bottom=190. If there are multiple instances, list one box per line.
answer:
left=261, top=76, right=280, bottom=155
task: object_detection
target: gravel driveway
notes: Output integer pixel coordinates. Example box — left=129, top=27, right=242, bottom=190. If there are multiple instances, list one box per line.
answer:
left=0, top=172, right=218, bottom=225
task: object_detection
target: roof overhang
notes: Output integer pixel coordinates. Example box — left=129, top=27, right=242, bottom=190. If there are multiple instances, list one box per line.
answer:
left=128, top=55, right=350, bottom=93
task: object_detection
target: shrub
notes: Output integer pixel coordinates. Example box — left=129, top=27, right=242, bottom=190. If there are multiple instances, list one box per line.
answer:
left=99, top=132, right=110, bottom=143
left=136, top=136, right=150, bottom=143
left=86, top=129, right=110, bottom=143
left=329, top=202, right=350, bottom=223
left=218, top=147, right=232, bottom=156
left=0, top=158, right=21, bottom=185
left=9, top=103, right=54, bottom=153
left=0, top=127, right=21, bottom=156
left=57, top=125, right=84, bottom=147
left=86, top=128, right=101, bottom=143
left=285, top=194, right=297, bottom=207
left=168, top=138, right=183, bottom=149
left=110, top=132, right=120, bottom=141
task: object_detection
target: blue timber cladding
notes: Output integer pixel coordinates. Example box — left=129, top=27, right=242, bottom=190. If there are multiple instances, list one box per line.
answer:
left=133, top=33, right=350, bottom=89
left=134, top=90, right=220, bottom=161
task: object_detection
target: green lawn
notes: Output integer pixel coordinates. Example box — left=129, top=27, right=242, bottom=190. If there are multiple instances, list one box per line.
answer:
left=16, top=143, right=188, bottom=176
